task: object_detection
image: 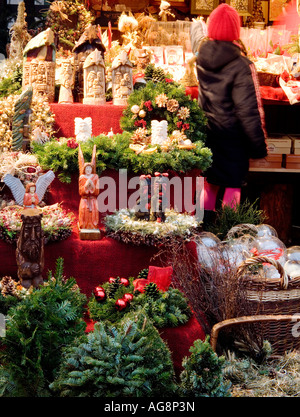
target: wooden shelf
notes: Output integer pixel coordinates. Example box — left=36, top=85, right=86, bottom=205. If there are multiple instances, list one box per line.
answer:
left=249, top=167, right=300, bottom=173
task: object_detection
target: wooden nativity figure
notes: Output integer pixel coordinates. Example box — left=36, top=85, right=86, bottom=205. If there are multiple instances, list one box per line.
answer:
left=111, top=50, right=133, bottom=106
left=78, top=144, right=101, bottom=240
left=72, top=25, right=106, bottom=102
left=83, top=49, right=106, bottom=105
left=3, top=170, right=55, bottom=208
left=22, top=28, right=56, bottom=103
left=16, top=208, right=44, bottom=289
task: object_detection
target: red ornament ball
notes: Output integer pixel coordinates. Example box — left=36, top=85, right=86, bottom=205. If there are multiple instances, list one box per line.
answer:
left=120, top=277, right=130, bottom=287
left=108, top=277, right=115, bottom=283
left=123, top=293, right=134, bottom=303
left=94, top=286, right=104, bottom=293
left=94, top=290, right=106, bottom=302
left=115, top=298, right=128, bottom=311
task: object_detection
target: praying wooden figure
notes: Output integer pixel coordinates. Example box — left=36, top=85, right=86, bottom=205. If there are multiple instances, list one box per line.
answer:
left=78, top=144, right=101, bottom=240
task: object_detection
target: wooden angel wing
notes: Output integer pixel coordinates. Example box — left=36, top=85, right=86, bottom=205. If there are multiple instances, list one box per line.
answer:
left=35, top=170, right=55, bottom=203
left=91, top=144, right=97, bottom=173
left=78, top=144, right=85, bottom=176
left=3, top=174, right=25, bottom=206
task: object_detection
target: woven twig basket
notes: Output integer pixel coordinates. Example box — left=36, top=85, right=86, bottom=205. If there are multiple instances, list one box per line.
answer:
left=236, top=255, right=300, bottom=315
left=209, top=256, right=300, bottom=355
left=210, top=314, right=300, bottom=355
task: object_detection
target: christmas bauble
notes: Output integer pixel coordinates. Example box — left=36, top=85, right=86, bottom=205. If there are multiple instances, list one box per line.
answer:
left=95, top=290, right=106, bottom=302
left=138, top=109, right=146, bottom=118
left=131, top=105, right=140, bottom=114
left=123, top=293, right=134, bottom=303
left=120, top=277, right=130, bottom=286
left=108, top=277, right=115, bottom=283
left=94, top=286, right=104, bottom=293
left=115, top=298, right=128, bottom=311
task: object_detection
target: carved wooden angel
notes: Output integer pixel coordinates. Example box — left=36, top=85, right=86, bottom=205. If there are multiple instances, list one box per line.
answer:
left=78, top=144, right=101, bottom=239
left=3, top=170, right=55, bottom=207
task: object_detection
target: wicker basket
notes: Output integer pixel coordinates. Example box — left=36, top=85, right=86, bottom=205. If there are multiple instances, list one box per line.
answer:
left=236, top=255, right=300, bottom=315
left=209, top=256, right=300, bottom=355
left=210, top=314, right=300, bottom=355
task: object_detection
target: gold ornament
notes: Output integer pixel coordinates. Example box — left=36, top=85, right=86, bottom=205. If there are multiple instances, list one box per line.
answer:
left=138, top=109, right=146, bottom=118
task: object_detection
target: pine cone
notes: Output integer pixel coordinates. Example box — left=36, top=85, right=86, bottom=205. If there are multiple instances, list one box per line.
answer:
left=152, top=67, right=166, bottom=83
left=131, top=128, right=149, bottom=145
left=138, top=268, right=149, bottom=280
left=107, top=276, right=121, bottom=299
left=145, top=282, right=160, bottom=300
left=1, top=276, right=17, bottom=297
left=144, top=64, right=155, bottom=80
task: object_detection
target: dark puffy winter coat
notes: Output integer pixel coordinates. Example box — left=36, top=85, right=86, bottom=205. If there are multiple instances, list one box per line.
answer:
left=195, top=39, right=268, bottom=187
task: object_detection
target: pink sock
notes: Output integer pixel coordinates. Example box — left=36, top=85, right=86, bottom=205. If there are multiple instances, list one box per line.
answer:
left=222, top=188, right=241, bottom=209
left=202, top=180, right=220, bottom=211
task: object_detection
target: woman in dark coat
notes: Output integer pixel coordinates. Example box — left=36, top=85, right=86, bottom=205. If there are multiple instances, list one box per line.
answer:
left=190, top=4, right=268, bottom=222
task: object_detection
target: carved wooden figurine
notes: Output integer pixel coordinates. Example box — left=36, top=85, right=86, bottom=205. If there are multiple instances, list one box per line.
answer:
left=75, top=117, right=92, bottom=142
left=83, top=49, right=106, bottom=104
left=112, top=50, right=133, bottom=106
left=58, top=58, right=74, bottom=104
left=16, top=208, right=44, bottom=288
left=22, top=28, right=56, bottom=102
left=3, top=170, right=55, bottom=207
left=78, top=144, right=101, bottom=240
left=72, top=25, right=106, bottom=102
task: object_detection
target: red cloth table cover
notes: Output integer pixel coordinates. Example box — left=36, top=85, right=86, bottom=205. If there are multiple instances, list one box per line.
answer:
left=49, top=102, right=125, bottom=138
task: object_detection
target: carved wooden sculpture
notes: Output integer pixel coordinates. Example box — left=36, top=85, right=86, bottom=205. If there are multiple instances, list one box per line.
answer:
left=22, top=28, right=56, bottom=102
left=16, top=208, right=44, bottom=288
left=83, top=49, right=106, bottom=104
left=78, top=144, right=101, bottom=240
left=111, top=50, right=133, bottom=106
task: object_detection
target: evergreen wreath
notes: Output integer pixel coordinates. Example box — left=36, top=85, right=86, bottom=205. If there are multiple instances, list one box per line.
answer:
left=120, top=78, right=207, bottom=143
left=104, top=208, right=201, bottom=246
left=88, top=273, right=192, bottom=329
left=45, top=0, right=94, bottom=50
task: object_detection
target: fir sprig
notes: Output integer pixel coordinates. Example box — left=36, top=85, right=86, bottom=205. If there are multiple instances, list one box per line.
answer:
left=50, top=312, right=177, bottom=397
left=0, top=258, right=87, bottom=397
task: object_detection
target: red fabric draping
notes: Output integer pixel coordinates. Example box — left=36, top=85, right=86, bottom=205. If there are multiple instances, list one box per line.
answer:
left=49, top=102, right=125, bottom=138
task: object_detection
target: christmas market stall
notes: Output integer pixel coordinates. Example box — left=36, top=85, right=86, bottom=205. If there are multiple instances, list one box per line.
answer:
left=0, top=0, right=300, bottom=399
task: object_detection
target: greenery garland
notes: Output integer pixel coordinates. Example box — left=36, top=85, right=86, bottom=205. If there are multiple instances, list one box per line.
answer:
left=32, top=133, right=212, bottom=183
left=120, top=79, right=207, bottom=143
left=88, top=274, right=192, bottom=329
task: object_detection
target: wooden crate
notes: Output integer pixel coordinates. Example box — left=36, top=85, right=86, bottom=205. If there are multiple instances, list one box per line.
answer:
left=249, top=154, right=282, bottom=169
left=289, top=135, right=300, bottom=155
left=286, top=154, right=300, bottom=169
left=266, top=135, right=292, bottom=154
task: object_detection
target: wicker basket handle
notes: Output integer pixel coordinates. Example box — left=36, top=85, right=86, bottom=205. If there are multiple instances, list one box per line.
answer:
left=236, top=255, right=289, bottom=289
left=210, top=314, right=297, bottom=352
